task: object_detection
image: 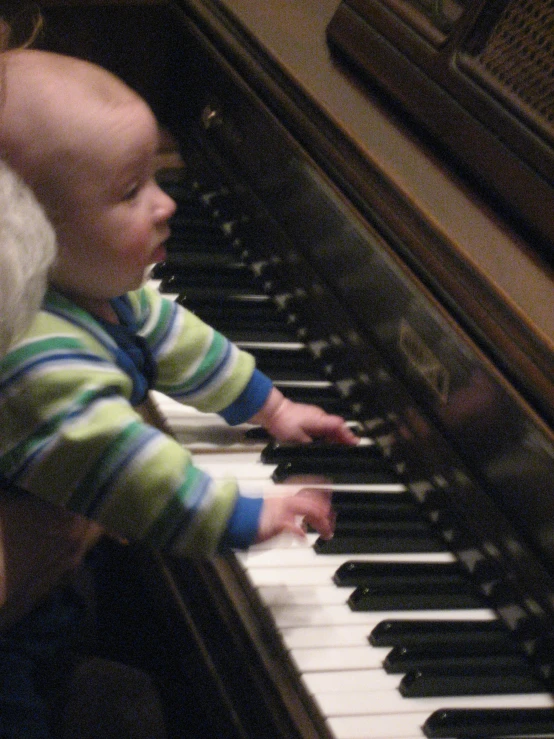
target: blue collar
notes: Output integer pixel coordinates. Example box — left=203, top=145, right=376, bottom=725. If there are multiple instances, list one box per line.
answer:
left=96, top=296, right=157, bottom=405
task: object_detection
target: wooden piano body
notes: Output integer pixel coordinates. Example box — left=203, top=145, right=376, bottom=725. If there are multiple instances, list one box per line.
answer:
left=22, top=0, right=554, bottom=736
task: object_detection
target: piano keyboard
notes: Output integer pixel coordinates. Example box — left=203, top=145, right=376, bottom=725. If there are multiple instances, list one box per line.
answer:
left=149, top=397, right=554, bottom=738
left=150, top=422, right=553, bottom=738
left=145, top=169, right=554, bottom=739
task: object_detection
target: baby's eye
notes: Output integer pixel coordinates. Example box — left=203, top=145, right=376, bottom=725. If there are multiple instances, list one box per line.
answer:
left=122, top=183, right=140, bottom=201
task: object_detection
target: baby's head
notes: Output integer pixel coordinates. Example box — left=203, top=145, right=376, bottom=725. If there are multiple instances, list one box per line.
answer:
left=0, top=50, right=175, bottom=313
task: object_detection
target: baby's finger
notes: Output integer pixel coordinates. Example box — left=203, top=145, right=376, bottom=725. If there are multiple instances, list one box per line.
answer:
left=316, top=419, right=360, bottom=445
left=304, top=508, right=335, bottom=540
left=290, top=497, right=335, bottom=540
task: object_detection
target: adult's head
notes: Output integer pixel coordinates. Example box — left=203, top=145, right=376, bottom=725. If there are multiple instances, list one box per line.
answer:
left=0, top=15, right=56, bottom=354
left=0, top=158, right=56, bottom=355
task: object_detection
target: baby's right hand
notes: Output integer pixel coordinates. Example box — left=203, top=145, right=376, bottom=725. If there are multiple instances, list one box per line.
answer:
left=255, top=488, right=335, bottom=543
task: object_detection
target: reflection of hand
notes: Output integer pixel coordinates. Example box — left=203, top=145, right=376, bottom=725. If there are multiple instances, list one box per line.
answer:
left=255, top=488, right=335, bottom=543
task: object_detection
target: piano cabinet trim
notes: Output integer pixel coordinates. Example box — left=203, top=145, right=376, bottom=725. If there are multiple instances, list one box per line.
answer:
left=171, top=0, right=554, bottom=431
left=163, top=549, right=337, bottom=739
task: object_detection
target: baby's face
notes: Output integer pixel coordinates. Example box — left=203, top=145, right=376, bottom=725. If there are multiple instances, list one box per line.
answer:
left=49, top=98, right=176, bottom=305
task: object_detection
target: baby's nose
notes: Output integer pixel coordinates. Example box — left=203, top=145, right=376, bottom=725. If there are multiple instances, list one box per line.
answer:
left=159, top=189, right=177, bottom=220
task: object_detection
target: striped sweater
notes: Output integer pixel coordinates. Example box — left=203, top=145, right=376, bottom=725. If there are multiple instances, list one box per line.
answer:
left=0, top=286, right=271, bottom=555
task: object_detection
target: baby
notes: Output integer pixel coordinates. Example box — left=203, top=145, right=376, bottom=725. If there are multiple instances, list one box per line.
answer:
left=0, top=48, right=358, bottom=559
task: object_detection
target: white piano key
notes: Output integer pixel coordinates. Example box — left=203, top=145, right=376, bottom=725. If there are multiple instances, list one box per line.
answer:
left=328, top=711, right=427, bottom=738
left=150, top=391, right=265, bottom=450
left=302, top=669, right=401, bottom=694
left=238, top=545, right=456, bottom=568
left=270, top=603, right=380, bottom=628
left=319, top=691, right=429, bottom=718
left=258, top=584, right=353, bottom=607
left=234, top=340, right=306, bottom=350
left=270, top=603, right=497, bottom=629
left=316, top=688, right=554, bottom=717
left=196, top=460, right=276, bottom=480
left=239, top=532, right=320, bottom=552
left=247, top=565, right=338, bottom=585
left=273, top=483, right=409, bottom=492
left=196, top=451, right=266, bottom=465
left=146, top=277, right=164, bottom=293
left=281, top=624, right=375, bottom=648
left=291, top=644, right=389, bottom=671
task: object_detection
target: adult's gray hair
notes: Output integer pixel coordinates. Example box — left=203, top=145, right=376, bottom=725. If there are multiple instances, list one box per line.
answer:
left=0, top=158, right=56, bottom=355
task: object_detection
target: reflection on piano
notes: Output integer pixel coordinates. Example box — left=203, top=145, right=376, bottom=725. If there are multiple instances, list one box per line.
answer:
left=37, top=0, right=554, bottom=737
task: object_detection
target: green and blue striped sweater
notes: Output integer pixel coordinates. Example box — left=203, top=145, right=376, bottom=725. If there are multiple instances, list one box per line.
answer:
left=0, top=286, right=272, bottom=555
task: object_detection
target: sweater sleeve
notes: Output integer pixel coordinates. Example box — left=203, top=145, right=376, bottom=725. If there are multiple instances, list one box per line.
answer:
left=218, top=369, right=273, bottom=425
left=0, top=317, right=261, bottom=556
left=130, top=287, right=260, bottom=414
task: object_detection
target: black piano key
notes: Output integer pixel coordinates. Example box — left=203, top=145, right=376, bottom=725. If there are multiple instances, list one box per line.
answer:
left=271, top=455, right=388, bottom=474
left=168, top=211, right=227, bottom=232
left=174, top=285, right=263, bottom=301
left=260, top=367, right=323, bottom=383
left=165, top=229, right=229, bottom=249
left=271, top=457, right=394, bottom=483
left=276, top=469, right=398, bottom=484
left=155, top=250, right=240, bottom=270
left=333, top=560, right=467, bottom=587
left=157, top=182, right=203, bottom=203
left=260, top=440, right=381, bottom=463
left=161, top=264, right=254, bottom=291
left=178, top=311, right=295, bottom=340
left=190, top=313, right=292, bottom=335
left=331, top=515, right=428, bottom=532
left=400, top=666, right=546, bottom=697
left=314, top=528, right=446, bottom=554
left=194, top=345, right=315, bottom=382
left=333, top=504, right=422, bottom=524
left=369, top=618, right=513, bottom=649
left=331, top=490, right=414, bottom=505
left=349, top=580, right=483, bottom=611
left=244, top=426, right=272, bottom=440
left=168, top=209, right=222, bottom=225
left=384, top=645, right=530, bottom=673
left=333, top=499, right=423, bottom=522
left=221, top=326, right=299, bottom=343
left=369, top=618, right=509, bottom=647
left=177, top=293, right=289, bottom=324
left=332, top=519, right=431, bottom=535
left=201, top=196, right=249, bottom=223
left=272, top=384, right=348, bottom=414
left=335, top=517, right=432, bottom=534
left=387, top=636, right=523, bottom=662
left=238, top=342, right=310, bottom=358
left=196, top=304, right=290, bottom=327
left=180, top=292, right=275, bottom=310
left=423, top=708, right=554, bottom=738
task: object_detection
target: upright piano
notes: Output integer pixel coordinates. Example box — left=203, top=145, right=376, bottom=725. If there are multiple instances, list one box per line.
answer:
left=34, top=0, right=554, bottom=736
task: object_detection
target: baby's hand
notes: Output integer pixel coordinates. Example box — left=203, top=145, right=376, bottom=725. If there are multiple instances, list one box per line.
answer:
left=250, top=389, right=359, bottom=445
left=255, top=488, right=335, bottom=543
